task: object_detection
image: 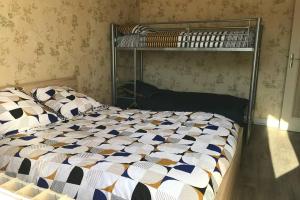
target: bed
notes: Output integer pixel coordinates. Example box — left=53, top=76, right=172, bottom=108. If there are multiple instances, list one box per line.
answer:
left=118, top=81, right=248, bottom=124
left=0, top=77, right=243, bottom=200
left=116, top=24, right=256, bottom=49
left=112, top=19, right=263, bottom=143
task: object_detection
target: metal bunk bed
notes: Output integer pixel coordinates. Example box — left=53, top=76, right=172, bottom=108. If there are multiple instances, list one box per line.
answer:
left=111, top=18, right=263, bottom=142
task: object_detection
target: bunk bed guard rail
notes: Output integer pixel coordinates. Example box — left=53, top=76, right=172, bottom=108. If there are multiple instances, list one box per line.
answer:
left=111, top=18, right=263, bottom=143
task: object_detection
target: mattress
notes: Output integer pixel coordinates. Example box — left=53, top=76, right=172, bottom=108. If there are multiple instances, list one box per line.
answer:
left=118, top=81, right=248, bottom=124
left=116, top=25, right=255, bottom=49
left=0, top=106, right=240, bottom=200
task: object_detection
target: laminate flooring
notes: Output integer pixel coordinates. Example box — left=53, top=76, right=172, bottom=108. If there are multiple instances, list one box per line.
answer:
left=233, top=125, right=300, bottom=200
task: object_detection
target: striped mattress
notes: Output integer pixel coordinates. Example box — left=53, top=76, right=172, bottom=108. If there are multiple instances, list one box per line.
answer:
left=116, top=24, right=255, bottom=49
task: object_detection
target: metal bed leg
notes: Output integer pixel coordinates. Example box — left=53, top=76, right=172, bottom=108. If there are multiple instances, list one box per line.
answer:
left=247, top=17, right=262, bottom=143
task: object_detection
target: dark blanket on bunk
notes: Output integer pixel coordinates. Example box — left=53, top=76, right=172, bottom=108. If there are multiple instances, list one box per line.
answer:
left=119, top=81, right=248, bottom=124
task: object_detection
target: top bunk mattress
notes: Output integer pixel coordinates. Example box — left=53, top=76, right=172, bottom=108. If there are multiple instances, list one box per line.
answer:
left=0, top=106, right=240, bottom=200
left=116, top=24, right=256, bottom=49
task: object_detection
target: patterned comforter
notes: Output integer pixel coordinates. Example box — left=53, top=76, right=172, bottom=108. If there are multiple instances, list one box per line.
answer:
left=0, top=106, right=239, bottom=200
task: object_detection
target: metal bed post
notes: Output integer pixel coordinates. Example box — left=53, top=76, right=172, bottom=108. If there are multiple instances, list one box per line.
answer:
left=140, top=51, right=144, bottom=81
left=247, top=17, right=262, bottom=143
left=134, top=48, right=137, bottom=105
left=111, top=24, right=117, bottom=106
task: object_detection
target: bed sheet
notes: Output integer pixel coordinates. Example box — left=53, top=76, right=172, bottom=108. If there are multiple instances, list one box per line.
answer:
left=0, top=106, right=239, bottom=200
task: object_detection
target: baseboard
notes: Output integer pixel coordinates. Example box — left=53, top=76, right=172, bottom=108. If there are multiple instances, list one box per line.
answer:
left=253, top=118, right=267, bottom=126
left=253, top=117, right=281, bottom=128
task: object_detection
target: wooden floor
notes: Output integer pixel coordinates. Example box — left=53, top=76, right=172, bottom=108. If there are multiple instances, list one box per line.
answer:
left=233, top=125, right=300, bottom=200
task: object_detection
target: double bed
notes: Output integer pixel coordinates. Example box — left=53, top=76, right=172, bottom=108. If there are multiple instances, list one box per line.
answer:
left=0, top=78, right=243, bottom=200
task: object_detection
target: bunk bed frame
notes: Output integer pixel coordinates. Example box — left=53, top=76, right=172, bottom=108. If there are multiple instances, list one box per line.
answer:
left=111, top=18, right=263, bottom=142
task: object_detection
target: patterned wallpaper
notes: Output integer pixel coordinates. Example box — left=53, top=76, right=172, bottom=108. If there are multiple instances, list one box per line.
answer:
left=0, top=0, right=295, bottom=121
left=0, top=0, right=138, bottom=104
left=139, top=0, right=295, bottom=120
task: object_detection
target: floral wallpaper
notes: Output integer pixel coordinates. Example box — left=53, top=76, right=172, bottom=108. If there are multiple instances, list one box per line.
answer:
left=0, top=0, right=296, bottom=121
left=0, top=0, right=139, bottom=104
left=138, top=0, right=295, bottom=120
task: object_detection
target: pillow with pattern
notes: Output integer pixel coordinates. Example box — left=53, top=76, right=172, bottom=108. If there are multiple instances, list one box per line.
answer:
left=0, top=87, right=60, bottom=136
left=31, top=86, right=101, bottom=119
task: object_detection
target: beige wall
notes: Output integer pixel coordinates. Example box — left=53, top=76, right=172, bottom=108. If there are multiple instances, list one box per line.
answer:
left=138, top=0, right=295, bottom=120
left=0, top=0, right=296, bottom=121
left=0, top=0, right=138, bottom=103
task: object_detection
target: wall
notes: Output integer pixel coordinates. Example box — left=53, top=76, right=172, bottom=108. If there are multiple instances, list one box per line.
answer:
left=138, top=0, right=295, bottom=120
left=0, top=0, right=138, bottom=103
left=0, top=0, right=295, bottom=120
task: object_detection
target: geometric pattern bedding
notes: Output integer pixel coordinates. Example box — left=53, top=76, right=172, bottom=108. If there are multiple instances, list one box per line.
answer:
left=0, top=87, right=60, bottom=137
left=0, top=106, right=239, bottom=200
left=32, top=86, right=101, bottom=120
left=117, top=24, right=255, bottom=49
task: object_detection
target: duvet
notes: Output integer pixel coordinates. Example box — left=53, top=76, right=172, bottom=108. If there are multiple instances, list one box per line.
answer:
left=0, top=106, right=239, bottom=200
